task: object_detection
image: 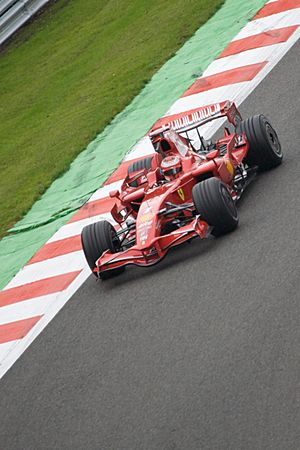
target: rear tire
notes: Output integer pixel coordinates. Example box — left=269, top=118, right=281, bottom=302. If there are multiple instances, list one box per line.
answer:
left=127, top=156, right=153, bottom=187
left=238, top=115, right=282, bottom=171
left=81, top=220, right=125, bottom=279
left=192, top=177, right=238, bottom=236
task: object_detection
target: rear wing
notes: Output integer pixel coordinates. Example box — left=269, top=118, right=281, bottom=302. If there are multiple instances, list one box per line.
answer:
left=150, top=101, right=242, bottom=135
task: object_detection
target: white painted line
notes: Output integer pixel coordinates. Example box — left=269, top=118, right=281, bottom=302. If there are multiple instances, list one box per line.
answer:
left=197, top=26, right=300, bottom=139
left=0, top=268, right=91, bottom=379
left=4, top=251, right=86, bottom=289
left=233, top=25, right=300, bottom=105
left=233, top=8, right=300, bottom=41
left=48, top=212, right=116, bottom=243
left=0, top=293, right=58, bottom=325
left=166, top=24, right=300, bottom=120
left=87, top=180, right=123, bottom=203
left=0, top=341, right=20, bottom=369
left=204, top=43, right=288, bottom=76
left=165, top=83, right=249, bottom=117
left=124, top=136, right=156, bottom=161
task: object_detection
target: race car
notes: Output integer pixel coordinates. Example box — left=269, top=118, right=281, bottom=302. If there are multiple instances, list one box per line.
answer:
left=81, top=101, right=282, bottom=279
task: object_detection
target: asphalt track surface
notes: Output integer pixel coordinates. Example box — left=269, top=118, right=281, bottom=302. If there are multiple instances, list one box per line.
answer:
left=1, top=41, right=300, bottom=450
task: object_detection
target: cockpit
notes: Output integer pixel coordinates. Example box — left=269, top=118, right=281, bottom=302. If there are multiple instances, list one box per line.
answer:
left=151, top=128, right=190, bottom=158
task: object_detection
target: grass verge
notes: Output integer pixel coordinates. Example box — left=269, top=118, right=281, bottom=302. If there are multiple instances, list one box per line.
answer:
left=0, top=0, right=224, bottom=238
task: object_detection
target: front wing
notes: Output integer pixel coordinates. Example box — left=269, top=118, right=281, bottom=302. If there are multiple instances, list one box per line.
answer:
left=94, top=218, right=210, bottom=276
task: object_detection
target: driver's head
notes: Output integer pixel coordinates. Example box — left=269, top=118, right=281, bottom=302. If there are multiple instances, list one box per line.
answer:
left=160, top=155, right=182, bottom=181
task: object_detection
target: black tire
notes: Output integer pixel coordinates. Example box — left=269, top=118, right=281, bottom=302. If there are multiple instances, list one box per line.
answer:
left=81, top=220, right=125, bottom=279
left=192, top=177, right=238, bottom=236
left=238, top=114, right=282, bottom=171
left=127, top=156, right=153, bottom=187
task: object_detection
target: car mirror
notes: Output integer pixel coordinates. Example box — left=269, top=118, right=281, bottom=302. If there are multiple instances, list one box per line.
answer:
left=109, top=189, right=120, bottom=199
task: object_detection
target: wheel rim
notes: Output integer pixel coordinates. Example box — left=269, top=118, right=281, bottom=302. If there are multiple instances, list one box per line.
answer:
left=221, top=185, right=238, bottom=219
left=265, top=123, right=282, bottom=156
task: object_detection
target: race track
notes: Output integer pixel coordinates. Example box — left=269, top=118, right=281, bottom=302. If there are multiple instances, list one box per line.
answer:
left=0, top=39, right=300, bottom=450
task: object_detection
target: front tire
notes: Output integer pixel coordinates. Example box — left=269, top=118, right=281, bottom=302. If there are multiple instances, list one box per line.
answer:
left=81, top=220, right=125, bottom=279
left=238, top=115, right=282, bottom=171
left=192, top=177, right=238, bottom=236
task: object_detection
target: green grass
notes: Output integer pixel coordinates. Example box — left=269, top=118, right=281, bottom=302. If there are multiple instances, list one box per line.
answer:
left=0, top=0, right=224, bottom=238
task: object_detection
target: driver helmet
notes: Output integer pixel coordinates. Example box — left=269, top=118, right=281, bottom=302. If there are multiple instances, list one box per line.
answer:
left=160, top=155, right=182, bottom=181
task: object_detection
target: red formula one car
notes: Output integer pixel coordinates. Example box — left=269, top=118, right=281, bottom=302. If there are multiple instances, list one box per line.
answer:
left=81, top=101, right=282, bottom=279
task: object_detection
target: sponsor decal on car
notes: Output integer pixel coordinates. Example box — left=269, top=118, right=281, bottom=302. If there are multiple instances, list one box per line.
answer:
left=139, top=212, right=153, bottom=223
left=226, top=160, right=234, bottom=176
left=177, top=188, right=185, bottom=201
